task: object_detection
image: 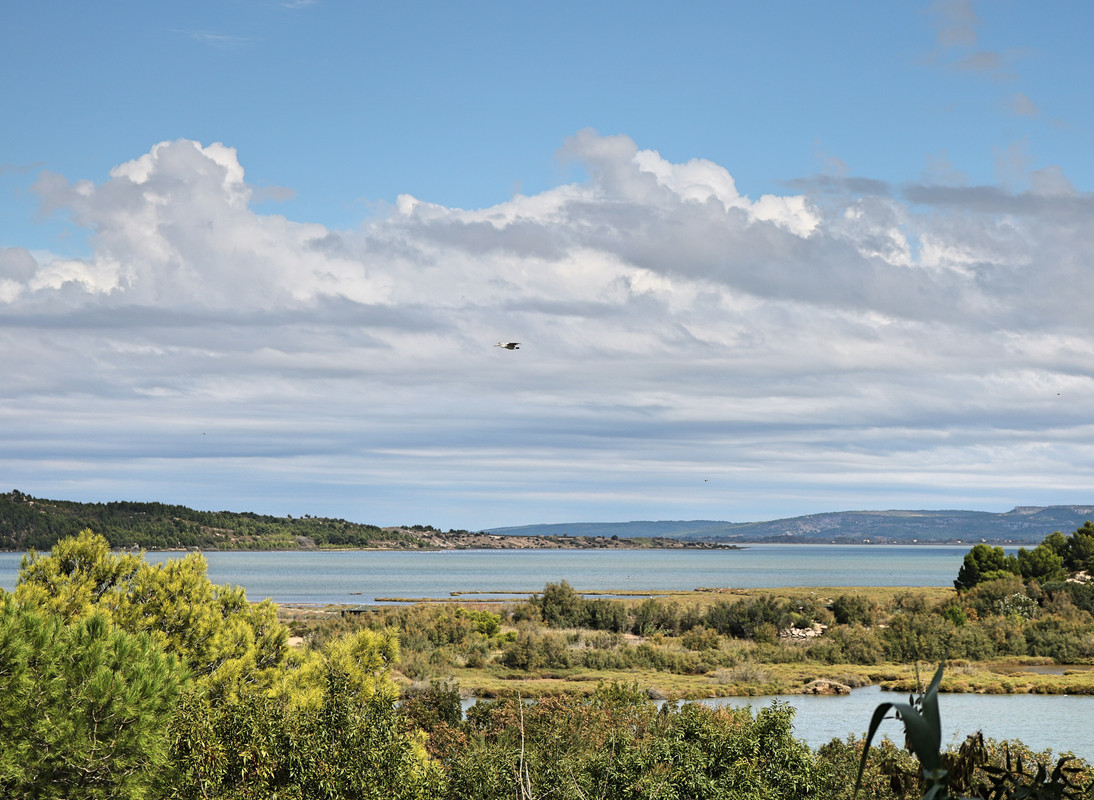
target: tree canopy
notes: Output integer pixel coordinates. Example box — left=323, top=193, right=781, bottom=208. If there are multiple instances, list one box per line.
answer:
left=955, top=522, right=1094, bottom=591
left=0, top=600, right=186, bottom=799
left=2, top=530, right=439, bottom=799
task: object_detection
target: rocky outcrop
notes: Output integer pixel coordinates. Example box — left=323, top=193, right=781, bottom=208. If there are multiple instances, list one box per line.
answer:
left=779, top=623, right=827, bottom=640
left=800, top=679, right=851, bottom=695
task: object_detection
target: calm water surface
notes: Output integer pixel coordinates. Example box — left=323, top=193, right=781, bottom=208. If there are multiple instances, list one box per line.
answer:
left=711, top=685, right=1094, bottom=763
left=0, top=544, right=982, bottom=604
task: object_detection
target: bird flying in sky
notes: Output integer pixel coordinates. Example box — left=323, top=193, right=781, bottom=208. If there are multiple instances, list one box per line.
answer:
left=494, top=342, right=520, bottom=350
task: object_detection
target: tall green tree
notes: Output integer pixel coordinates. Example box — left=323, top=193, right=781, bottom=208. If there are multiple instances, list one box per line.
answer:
left=1017, top=542, right=1067, bottom=583
left=15, top=529, right=143, bottom=619
left=954, top=543, right=1018, bottom=590
left=0, top=599, right=185, bottom=800
left=1065, top=523, right=1094, bottom=572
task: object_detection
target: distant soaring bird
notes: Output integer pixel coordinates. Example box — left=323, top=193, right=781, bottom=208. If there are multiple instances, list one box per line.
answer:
left=494, top=342, right=520, bottom=350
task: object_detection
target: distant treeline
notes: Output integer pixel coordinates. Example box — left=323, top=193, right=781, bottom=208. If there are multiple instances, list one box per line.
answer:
left=0, top=490, right=421, bottom=551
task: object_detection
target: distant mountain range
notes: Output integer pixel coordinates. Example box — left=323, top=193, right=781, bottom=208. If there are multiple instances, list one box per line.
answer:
left=487, top=506, right=1094, bottom=545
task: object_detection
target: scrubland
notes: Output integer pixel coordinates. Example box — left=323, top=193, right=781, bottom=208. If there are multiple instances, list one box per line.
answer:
left=285, top=579, right=1094, bottom=700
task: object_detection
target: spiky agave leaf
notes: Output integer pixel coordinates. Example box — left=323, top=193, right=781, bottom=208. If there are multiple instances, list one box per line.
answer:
left=854, top=661, right=948, bottom=799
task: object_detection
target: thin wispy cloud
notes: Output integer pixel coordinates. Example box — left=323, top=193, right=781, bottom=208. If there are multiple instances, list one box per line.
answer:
left=174, top=29, right=254, bottom=49
left=1006, top=92, right=1039, bottom=117
left=925, top=0, right=1024, bottom=81
left=0, top=161, right=45, bottom=176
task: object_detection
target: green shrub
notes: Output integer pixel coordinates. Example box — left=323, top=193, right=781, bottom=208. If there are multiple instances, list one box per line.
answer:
left=401, top=680, right=463, bottom=733
left=939, top=603, right=968, bottom=627
left=882, top=611, right=954, bottom=662
left=456, top=607, right=501, bottom=637
left=1024, top=615, right=1094, bottom=662
left=948, top=623, right=999, bottom=661
left=705, top=595, right=795, bottom=640
left=630, top=597, right=683, bottom=636
left=831, top=593, right=876, bottom=626
left=807, top=625, right=885, bottom=665
left=584, top=598, right=628, bottom=632
left=681, top=625, right=722, bottom=651
left=449, top=689, right=820, bottom=800
left=534, top=580, right=586, bottom=628
left=169, top=672, right=443, bottom=800
left=498, top=626, right=571, bottom=670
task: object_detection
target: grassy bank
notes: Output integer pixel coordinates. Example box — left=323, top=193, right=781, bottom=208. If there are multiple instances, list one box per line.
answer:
left=279, top=582, right=1094, bottom=699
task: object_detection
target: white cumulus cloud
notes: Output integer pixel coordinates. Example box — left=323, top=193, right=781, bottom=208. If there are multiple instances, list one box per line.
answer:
left=5, top=131, right=1094, bottom=526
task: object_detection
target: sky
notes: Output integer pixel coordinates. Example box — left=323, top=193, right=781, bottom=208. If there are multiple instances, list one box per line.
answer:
left=2, top=1, right=1093, bottom=530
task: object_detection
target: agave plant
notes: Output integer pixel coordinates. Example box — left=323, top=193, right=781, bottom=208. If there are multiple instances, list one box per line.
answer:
left=854, top=661, right=950, bottom=800
left=978, top=747, right=1090, bottom=800
left=854, top=661, right=1093, bottom=800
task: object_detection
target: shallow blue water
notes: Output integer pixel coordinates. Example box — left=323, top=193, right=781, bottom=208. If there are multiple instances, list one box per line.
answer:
left=0, top=544, right=980, bottom=604
left=711, top=684, right=1094, bottom=762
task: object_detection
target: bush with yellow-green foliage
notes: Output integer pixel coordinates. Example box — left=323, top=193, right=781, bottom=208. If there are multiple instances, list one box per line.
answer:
left=167, top=658, right=443, bottom=800
left=15, top=529, right=287, bottom=699
left=4, top=530, right=442, bottom=800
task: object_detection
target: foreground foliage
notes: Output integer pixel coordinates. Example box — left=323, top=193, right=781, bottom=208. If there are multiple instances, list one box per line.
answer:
left=4, top=530, right=1094, bottom=799
left=855, top=660, right=1094, bottom=799
left=167, top=672, right=442, bottom=800
left=0, top=600, right=185, bottom=799
left=439, top=684, right=820, bottom=800
left=0, top=532, right=438, bottom=800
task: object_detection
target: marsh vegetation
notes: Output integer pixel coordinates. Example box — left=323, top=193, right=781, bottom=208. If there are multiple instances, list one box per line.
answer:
left=289, top=571, right=1094, bottom=700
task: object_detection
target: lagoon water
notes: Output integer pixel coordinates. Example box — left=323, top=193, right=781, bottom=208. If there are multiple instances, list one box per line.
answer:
left=710, top=685, right=1094, bottom=763
left=0, top=544, right=984, bottom=604
left=6, top=543, right=1090, bottom=760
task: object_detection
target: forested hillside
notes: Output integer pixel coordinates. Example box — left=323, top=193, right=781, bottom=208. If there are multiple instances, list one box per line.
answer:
left=0, top=490, right=420, bottom=551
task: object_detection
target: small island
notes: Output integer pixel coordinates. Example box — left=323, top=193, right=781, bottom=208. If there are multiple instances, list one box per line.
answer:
left=389, top=526, right=736, bottom=550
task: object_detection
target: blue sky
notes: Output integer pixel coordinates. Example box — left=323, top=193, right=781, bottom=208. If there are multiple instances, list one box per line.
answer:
left=2, top=1, right=1093, bottom=529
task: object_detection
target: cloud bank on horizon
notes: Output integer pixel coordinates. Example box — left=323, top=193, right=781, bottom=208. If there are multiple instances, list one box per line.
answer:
left=2, top=1, right=1092, bottom=528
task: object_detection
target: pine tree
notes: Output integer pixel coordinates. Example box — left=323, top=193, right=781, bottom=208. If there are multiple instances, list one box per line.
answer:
left=0, top=600, right=185, bottom=799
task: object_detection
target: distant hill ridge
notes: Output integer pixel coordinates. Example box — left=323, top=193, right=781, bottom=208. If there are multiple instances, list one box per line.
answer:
left=487, top=506, right=1094, bottom=545
left=4, top=490, right=1092, bottom=550
left=0, top=490, right=421, bottom=552
left=0, top=490, right=723, bottom=552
